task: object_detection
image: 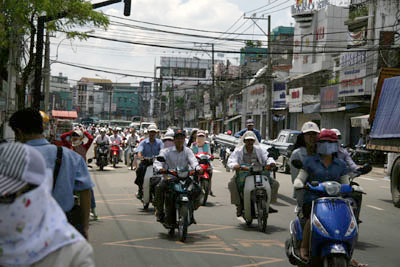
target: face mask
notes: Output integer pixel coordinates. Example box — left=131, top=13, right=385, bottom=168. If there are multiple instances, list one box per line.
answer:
left=163, top=140, right=174, bottom=148
left=197, top=136, right=206, bottom=146
left=72, top=138, right=82, bottom=147
left=317, top=142, right=338, bottom=155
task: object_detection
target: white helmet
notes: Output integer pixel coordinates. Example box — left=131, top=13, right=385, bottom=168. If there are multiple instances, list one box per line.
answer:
left=100, top=128, right=106, bottom=133
left=162, top=129, right=174, bottom=141
left=301, top=121, right=320, bottom=134
left=331, top=128, right=341, bottom=138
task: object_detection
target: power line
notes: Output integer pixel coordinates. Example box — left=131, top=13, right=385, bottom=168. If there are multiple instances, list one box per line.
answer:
left=80, top=32, right=400, bottom=55
left=244, top=0, right=283, bottom=14
left=106, top=14, right=265, bottom=36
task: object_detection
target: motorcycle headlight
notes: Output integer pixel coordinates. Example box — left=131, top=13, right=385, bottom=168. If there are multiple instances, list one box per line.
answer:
left=252, top=165, right=263, bottom=172
left=177, top=171, right=189, bottom=178
left=323, top=181, right=341, bottom=196
left=312, top=214, right=330, bottom=237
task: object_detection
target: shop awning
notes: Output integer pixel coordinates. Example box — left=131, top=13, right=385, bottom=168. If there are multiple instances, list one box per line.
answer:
left=351, top=114, right=370, bottom=128
left=51, top=110, right=78, bottom=119
left=303, top=103, right=320, bottom=114
left=321, top=104, right=361, bottom=113
left=224, top=115, right=242, bottom=125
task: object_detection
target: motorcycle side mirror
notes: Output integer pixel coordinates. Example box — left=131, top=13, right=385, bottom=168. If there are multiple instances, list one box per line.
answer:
left=291, top=159, right=303, bottom=169
left=267, top=147, right=280, bottom=160
left=360, top=164, right=372, bottom=175
left=88, top=158, right=93, bottom=163
left=156, top=156, right=166, bottom=162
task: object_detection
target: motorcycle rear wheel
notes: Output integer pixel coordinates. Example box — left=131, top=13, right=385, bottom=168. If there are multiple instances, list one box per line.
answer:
left=323, top=255, right=348, bottom=267
left=113, top=156, right=117, bottom=168
left=257, top=199, right=268, bottom=232
left=177, top=205, right=189, bottom=242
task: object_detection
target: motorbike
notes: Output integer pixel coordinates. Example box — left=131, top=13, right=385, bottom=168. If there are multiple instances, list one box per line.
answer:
left=348, top=145, right=371, bottom=165
left=236, top=164, right=273, bottom=232
left=285, top=181, right=359, bottom=267
left=195, top=152, right=214, bottom=206
left=127, top=143, right=137, bottom=170
left=156, top=157, right=199, bottom=242
left=141, top=157, right=161, bottom=210
left=223, top=147, right=235, bottom=172
left=110, top=141, right=121, bottom=168
left=89, top=143, right=109, bottom=171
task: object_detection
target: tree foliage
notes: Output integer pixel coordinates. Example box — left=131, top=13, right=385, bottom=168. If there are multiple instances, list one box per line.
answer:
left=0, top=0, right=110, bottom=108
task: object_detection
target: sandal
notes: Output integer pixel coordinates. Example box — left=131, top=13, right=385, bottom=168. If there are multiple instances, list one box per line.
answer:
left=350, top=259, right=368, bottom=267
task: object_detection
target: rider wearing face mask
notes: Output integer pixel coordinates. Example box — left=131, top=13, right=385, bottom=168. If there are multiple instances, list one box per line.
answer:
left=162, top=129, right=175, bottom=148
left=293, top=129, right=349, bottom=261
left=60, top=128, right=94, bottom=162
left=191, top=130, right=210, bottom=154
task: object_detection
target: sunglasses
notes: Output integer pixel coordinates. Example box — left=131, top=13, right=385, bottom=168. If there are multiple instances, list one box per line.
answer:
left=0, top=184, right=38, bottom=204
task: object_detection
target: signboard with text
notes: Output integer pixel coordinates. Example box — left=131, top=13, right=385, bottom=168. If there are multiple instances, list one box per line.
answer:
left=288, top=87, right=303, bottom=113
left=339, top=51, right=367, bottom=96
left=272, top=82, right=287, bottom=109
left=321, top=85, right=339, bottom=110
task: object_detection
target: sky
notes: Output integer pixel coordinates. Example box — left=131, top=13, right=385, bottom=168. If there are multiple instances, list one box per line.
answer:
left=49, top=0, right=347, bottom=86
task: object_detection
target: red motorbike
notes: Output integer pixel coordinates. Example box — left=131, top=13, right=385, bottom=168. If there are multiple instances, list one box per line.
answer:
left=110, top=141, right=121, bottom=168
left=195, top=152, right=214, bottom=206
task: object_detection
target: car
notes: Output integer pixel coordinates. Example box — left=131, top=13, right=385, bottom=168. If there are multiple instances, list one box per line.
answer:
left=262, top=129, right=301, bottom=174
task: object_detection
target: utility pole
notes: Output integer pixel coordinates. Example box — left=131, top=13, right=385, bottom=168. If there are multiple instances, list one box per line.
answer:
left=244, top=14, right=272, bottom=139
left=44, top=30, right=50, bottom=113
left=32, top=0, right=132, bottom=109
left=266, top=15, right=272, bottom=139
left=171, top=75, right=175, bottom=126
left=196, top=80, right=200, bottom=128
left=210, top=43, right=216, bottom=133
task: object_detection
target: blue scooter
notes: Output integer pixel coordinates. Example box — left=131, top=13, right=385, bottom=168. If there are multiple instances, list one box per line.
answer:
left=285, top=181, right=358, bottom=267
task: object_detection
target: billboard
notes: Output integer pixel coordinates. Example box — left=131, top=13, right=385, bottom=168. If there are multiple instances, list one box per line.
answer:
left=272, top=82, right=286, bottom=109
left=321, top=85, right=339, bottom=111
left=339, top=51, right=367, bottom=96
left=288, top=87, right=303, bottom=113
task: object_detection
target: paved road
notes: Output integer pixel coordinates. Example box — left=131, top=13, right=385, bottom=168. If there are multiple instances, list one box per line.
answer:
left=88, top=158, right=399, bottom=267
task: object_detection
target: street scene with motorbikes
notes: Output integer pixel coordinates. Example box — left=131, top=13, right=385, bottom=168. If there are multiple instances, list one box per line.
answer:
left=1, top=1, right=400, bottom=267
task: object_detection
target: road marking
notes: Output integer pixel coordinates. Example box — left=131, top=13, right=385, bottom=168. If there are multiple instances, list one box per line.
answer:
left=359, top=177, right=377, bottom=181
left=213, top=169, right=222, bottom=173
left=366, top=205, right=384, bottom=211
left=235, top=239, right=285, bottom=248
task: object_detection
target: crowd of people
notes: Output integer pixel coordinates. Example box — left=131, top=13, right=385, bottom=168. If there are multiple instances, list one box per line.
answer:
left=0, top=107, right=366, bottom=267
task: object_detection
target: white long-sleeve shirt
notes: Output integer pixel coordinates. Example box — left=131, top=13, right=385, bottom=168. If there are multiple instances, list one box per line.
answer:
left=227, top=145, right=275, bottom=169
left=154, top=146, right=199, bottom=171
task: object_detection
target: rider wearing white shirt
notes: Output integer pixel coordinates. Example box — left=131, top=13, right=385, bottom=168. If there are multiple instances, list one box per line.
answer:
left=124, top=128, right=140, bottom=165
left=227, top=131, right=279, bottom=216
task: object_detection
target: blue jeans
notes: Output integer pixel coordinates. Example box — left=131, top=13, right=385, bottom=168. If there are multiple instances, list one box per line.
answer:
left=90, top=189, right=96, bottom=209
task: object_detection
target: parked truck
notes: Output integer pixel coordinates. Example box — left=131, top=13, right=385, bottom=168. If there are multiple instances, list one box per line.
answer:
left=368, top=68, right=400, bottom=207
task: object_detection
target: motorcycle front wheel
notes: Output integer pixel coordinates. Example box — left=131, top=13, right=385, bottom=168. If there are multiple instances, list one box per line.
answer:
left=113, top=156, right=117, bottom=168
left=323, top=255, right=348, bottom=267
left=199, top=179, right=210, bottom=206
left=177, top=205, right=189, bottom=242
left=257, top=199, right=268, bottom=232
